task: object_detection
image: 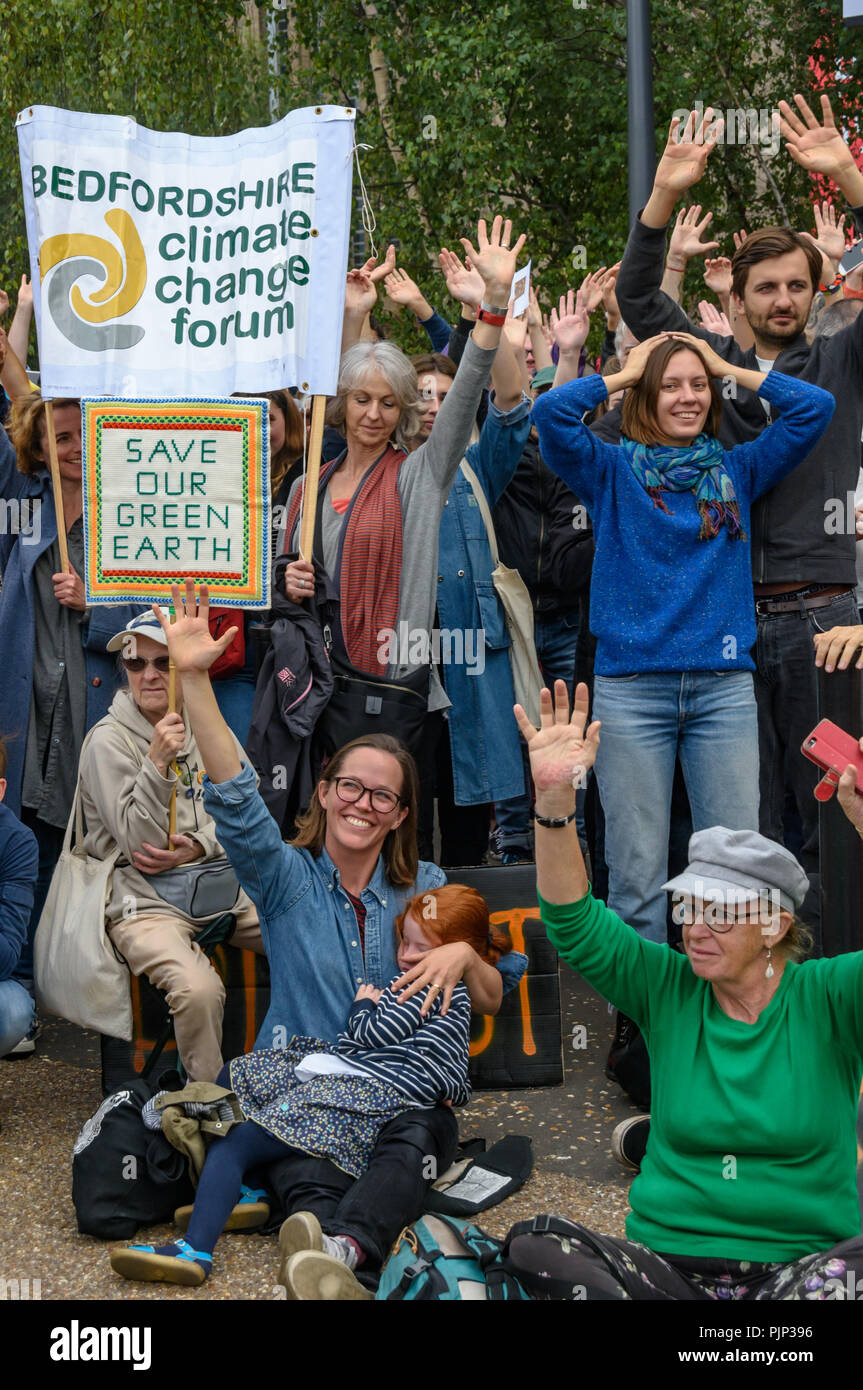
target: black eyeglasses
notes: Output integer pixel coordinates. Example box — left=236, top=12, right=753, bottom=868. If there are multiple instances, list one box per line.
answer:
left=674, top=898, right=775, bottom=933
left=122, top=656, right=171, bottom=673
left=333, top=777, right=404, bottom=814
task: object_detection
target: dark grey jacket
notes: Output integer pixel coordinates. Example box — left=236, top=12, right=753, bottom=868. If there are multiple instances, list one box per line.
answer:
left=616, top=209, right=863, bottom=584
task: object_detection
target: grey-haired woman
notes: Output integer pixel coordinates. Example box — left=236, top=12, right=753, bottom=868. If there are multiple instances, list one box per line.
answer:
left=273, top=217, right=524, bottom=808
left=508, top=680, right=863, bottom=1301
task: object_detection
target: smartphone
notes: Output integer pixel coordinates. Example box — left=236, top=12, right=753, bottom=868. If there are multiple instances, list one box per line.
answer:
left=801, top=719, right=863, bottom=800
left=839, top=241, right=863, bottom=279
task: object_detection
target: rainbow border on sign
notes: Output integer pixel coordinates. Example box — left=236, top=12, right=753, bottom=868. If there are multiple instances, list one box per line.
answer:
left=81, top=397, right=270, bottom=606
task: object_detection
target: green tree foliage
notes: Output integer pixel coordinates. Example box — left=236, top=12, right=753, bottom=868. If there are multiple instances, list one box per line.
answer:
left=1, top=1, right=861, bottom=357
left=0, top=0, right=269, bottom=351
left=275, top=0, right=863, bottom=341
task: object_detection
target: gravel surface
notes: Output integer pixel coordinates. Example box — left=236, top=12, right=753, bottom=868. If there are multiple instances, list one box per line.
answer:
left=0, top=963, right=637, bottom=1302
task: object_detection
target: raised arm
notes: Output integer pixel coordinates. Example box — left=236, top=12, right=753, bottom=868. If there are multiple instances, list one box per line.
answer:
left=514, top=681, right=672, bottom=1026
left=617, top=110, right=731, bottom=350
left=660, top=205, right=719, bottom=302
left=8, top=276, right=33, bottom=367
left=778, top=92, right=863, bottom=210
left=416, top=216, right=524, bottom=491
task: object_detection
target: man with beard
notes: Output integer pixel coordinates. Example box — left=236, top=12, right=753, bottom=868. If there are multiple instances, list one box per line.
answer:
left=614, top=96, right=863, bottom=935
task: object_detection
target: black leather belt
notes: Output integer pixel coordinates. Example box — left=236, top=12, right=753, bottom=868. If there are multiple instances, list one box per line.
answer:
left=754, top=585, right=853, bottom=616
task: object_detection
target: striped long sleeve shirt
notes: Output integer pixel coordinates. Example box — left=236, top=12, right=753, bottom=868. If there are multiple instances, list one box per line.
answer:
left=332, top=978, right=472, bottom=1108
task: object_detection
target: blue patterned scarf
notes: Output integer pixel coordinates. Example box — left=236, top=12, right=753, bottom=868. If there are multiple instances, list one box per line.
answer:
left=621, top=434, right=746, bottom=542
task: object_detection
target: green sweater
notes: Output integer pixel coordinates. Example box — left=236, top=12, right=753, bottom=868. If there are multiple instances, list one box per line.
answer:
left=540, top=889, right=863, bottom=1263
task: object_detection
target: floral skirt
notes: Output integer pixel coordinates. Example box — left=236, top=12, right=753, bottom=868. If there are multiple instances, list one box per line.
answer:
left=229, top=1037, right=407, bottom=1179
left=504, top=1218, right=863, bottom=1301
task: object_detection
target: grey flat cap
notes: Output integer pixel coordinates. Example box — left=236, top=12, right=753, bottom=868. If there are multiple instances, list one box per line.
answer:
left=662, top=826, right=809, bottom=916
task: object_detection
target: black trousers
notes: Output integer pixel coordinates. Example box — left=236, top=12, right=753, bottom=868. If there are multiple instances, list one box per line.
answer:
left=266, top=1102, right=459, bottom=1268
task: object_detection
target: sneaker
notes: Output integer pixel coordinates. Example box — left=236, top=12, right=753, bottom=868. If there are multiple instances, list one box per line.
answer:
left=282, top=1250, right=373, bottom=1301
left=501, top=848, right=534, bottom=866
left=611, top=1115, right=651, bottom=1172
left=278, top=1210, right=324, bottom=1292
left=6, top=1013, right=41, bottom=1058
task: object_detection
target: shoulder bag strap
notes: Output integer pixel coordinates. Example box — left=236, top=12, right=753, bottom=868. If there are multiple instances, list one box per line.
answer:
left=459, top=459, right=500, bottom=567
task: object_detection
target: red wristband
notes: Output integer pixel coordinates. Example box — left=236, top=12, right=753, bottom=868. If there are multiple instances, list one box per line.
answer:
left=477, top=306, right=506, bottom=326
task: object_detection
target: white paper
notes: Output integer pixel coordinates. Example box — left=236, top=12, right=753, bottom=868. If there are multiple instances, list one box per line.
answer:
left=509, top=260, right=532, bottom=318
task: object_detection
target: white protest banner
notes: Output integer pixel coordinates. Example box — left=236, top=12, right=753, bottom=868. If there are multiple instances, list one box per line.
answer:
left=81, top=397, right=270, bottom=607
left=510, top=260, right=531, bottom=317
left=16, top=104, right=354, bottom=398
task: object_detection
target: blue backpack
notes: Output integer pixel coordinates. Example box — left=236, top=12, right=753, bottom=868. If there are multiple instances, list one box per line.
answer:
left=376, top=1213, right=530, bottom=1301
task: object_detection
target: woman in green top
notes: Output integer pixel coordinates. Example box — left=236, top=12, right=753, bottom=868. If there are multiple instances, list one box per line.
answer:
left=513, top=681, right=863, bottom=1301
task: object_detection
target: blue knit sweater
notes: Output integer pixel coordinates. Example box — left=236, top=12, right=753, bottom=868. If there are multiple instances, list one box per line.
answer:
left=531, top=372, right=835, bottom=675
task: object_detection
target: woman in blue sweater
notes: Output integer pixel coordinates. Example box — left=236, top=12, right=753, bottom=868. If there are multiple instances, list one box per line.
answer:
left=531, top=331, right=834, bottom=942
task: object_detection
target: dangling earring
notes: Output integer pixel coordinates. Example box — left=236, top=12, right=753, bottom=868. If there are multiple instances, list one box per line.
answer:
left=765, top=946, right=774, bottom=980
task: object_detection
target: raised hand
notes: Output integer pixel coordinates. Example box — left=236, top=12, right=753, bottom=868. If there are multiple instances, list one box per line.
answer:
left=526, top=284, right=543, bottom=328
left=151, top=581, right=237, bottom=676
left=654, top=110, right=723, bottom=197
left=697, top=300, right=733, bottom=337
left=367, top=243, right=397, bottom=284
left=800, top=200, right=848, bottom=284
left=550, top=289, right=590, bottom=355
left=438, top=246, right=484, bottom=309
left=703, top=256, right=733, bottom=296
left=732, top=229, right=748, bottom=255
left=668, top=205, right=720, bottom=264
left=578, top=266, right=609, bottom=313
left=779, top=93, right=858, bottom=183
left=0, top=289, right=8, bottom=318
left=602, top=262, right=622, bottom=321
left=344, top=263, right=378, bottom=318
left=17, top=273, right=32, bottom=308
left=384, top=267, right=423, bottom=308
left=502, top=305, right=528, bottom=352
left=514, top=680, right=600, bottom=796
left=460, top=215, right=526, bottom=303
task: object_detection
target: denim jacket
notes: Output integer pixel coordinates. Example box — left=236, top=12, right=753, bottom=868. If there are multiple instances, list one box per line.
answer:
left=436, top=393, right=532, bottom=804
left=203, top=762, right=527, bottom=1047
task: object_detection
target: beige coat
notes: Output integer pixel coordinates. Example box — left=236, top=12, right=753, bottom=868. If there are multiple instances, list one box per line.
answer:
left=79, top=688, right=254, bottom=926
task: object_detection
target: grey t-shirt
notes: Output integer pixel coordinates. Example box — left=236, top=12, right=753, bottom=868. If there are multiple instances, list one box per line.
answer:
left=281, top=335, right=498, bottom=709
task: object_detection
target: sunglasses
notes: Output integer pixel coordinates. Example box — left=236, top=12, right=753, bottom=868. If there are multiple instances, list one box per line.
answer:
left=122, top=655, right=171, bottom=673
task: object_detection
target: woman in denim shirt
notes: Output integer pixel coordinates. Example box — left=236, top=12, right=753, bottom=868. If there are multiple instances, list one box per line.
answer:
left=151, top=582, right=526, bottom=1290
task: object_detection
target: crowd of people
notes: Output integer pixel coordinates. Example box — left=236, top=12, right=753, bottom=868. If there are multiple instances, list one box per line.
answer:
left=1, top=93, right=863, bottom=1301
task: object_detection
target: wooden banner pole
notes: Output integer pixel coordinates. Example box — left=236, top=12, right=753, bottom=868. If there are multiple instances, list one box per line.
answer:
left=168, top=609, right=178, bottom=837
left=44, top=400, right=70, bottom=574
left=298, top=394, right=327, bottom=562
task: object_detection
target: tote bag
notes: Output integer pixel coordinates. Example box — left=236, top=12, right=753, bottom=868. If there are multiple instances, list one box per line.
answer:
left=34, top=733, right=132, bottom=1041
left=460, top=461, right=543, bottom=727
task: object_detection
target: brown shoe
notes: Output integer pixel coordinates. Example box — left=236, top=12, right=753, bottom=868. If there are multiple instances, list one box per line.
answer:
left=283, top=1250, right=373, bottom=1301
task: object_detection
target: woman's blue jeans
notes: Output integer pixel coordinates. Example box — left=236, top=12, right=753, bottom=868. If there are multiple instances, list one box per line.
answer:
left=592, top=671, right=759, bottom=943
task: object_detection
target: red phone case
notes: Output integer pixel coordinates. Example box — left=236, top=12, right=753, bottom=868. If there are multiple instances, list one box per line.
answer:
left=801, top=720, right=863, bottom=801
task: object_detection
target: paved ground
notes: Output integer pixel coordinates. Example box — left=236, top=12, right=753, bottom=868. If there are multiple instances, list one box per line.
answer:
left=0, top=963, right=639, bottom=1301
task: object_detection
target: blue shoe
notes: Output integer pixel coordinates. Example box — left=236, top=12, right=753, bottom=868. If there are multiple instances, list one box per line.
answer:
left=501, top=848, right=534, bottom=866
left=110, top=1238, right=212, bottom=1286
left=174, top=1185, right=269, bottom=1233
